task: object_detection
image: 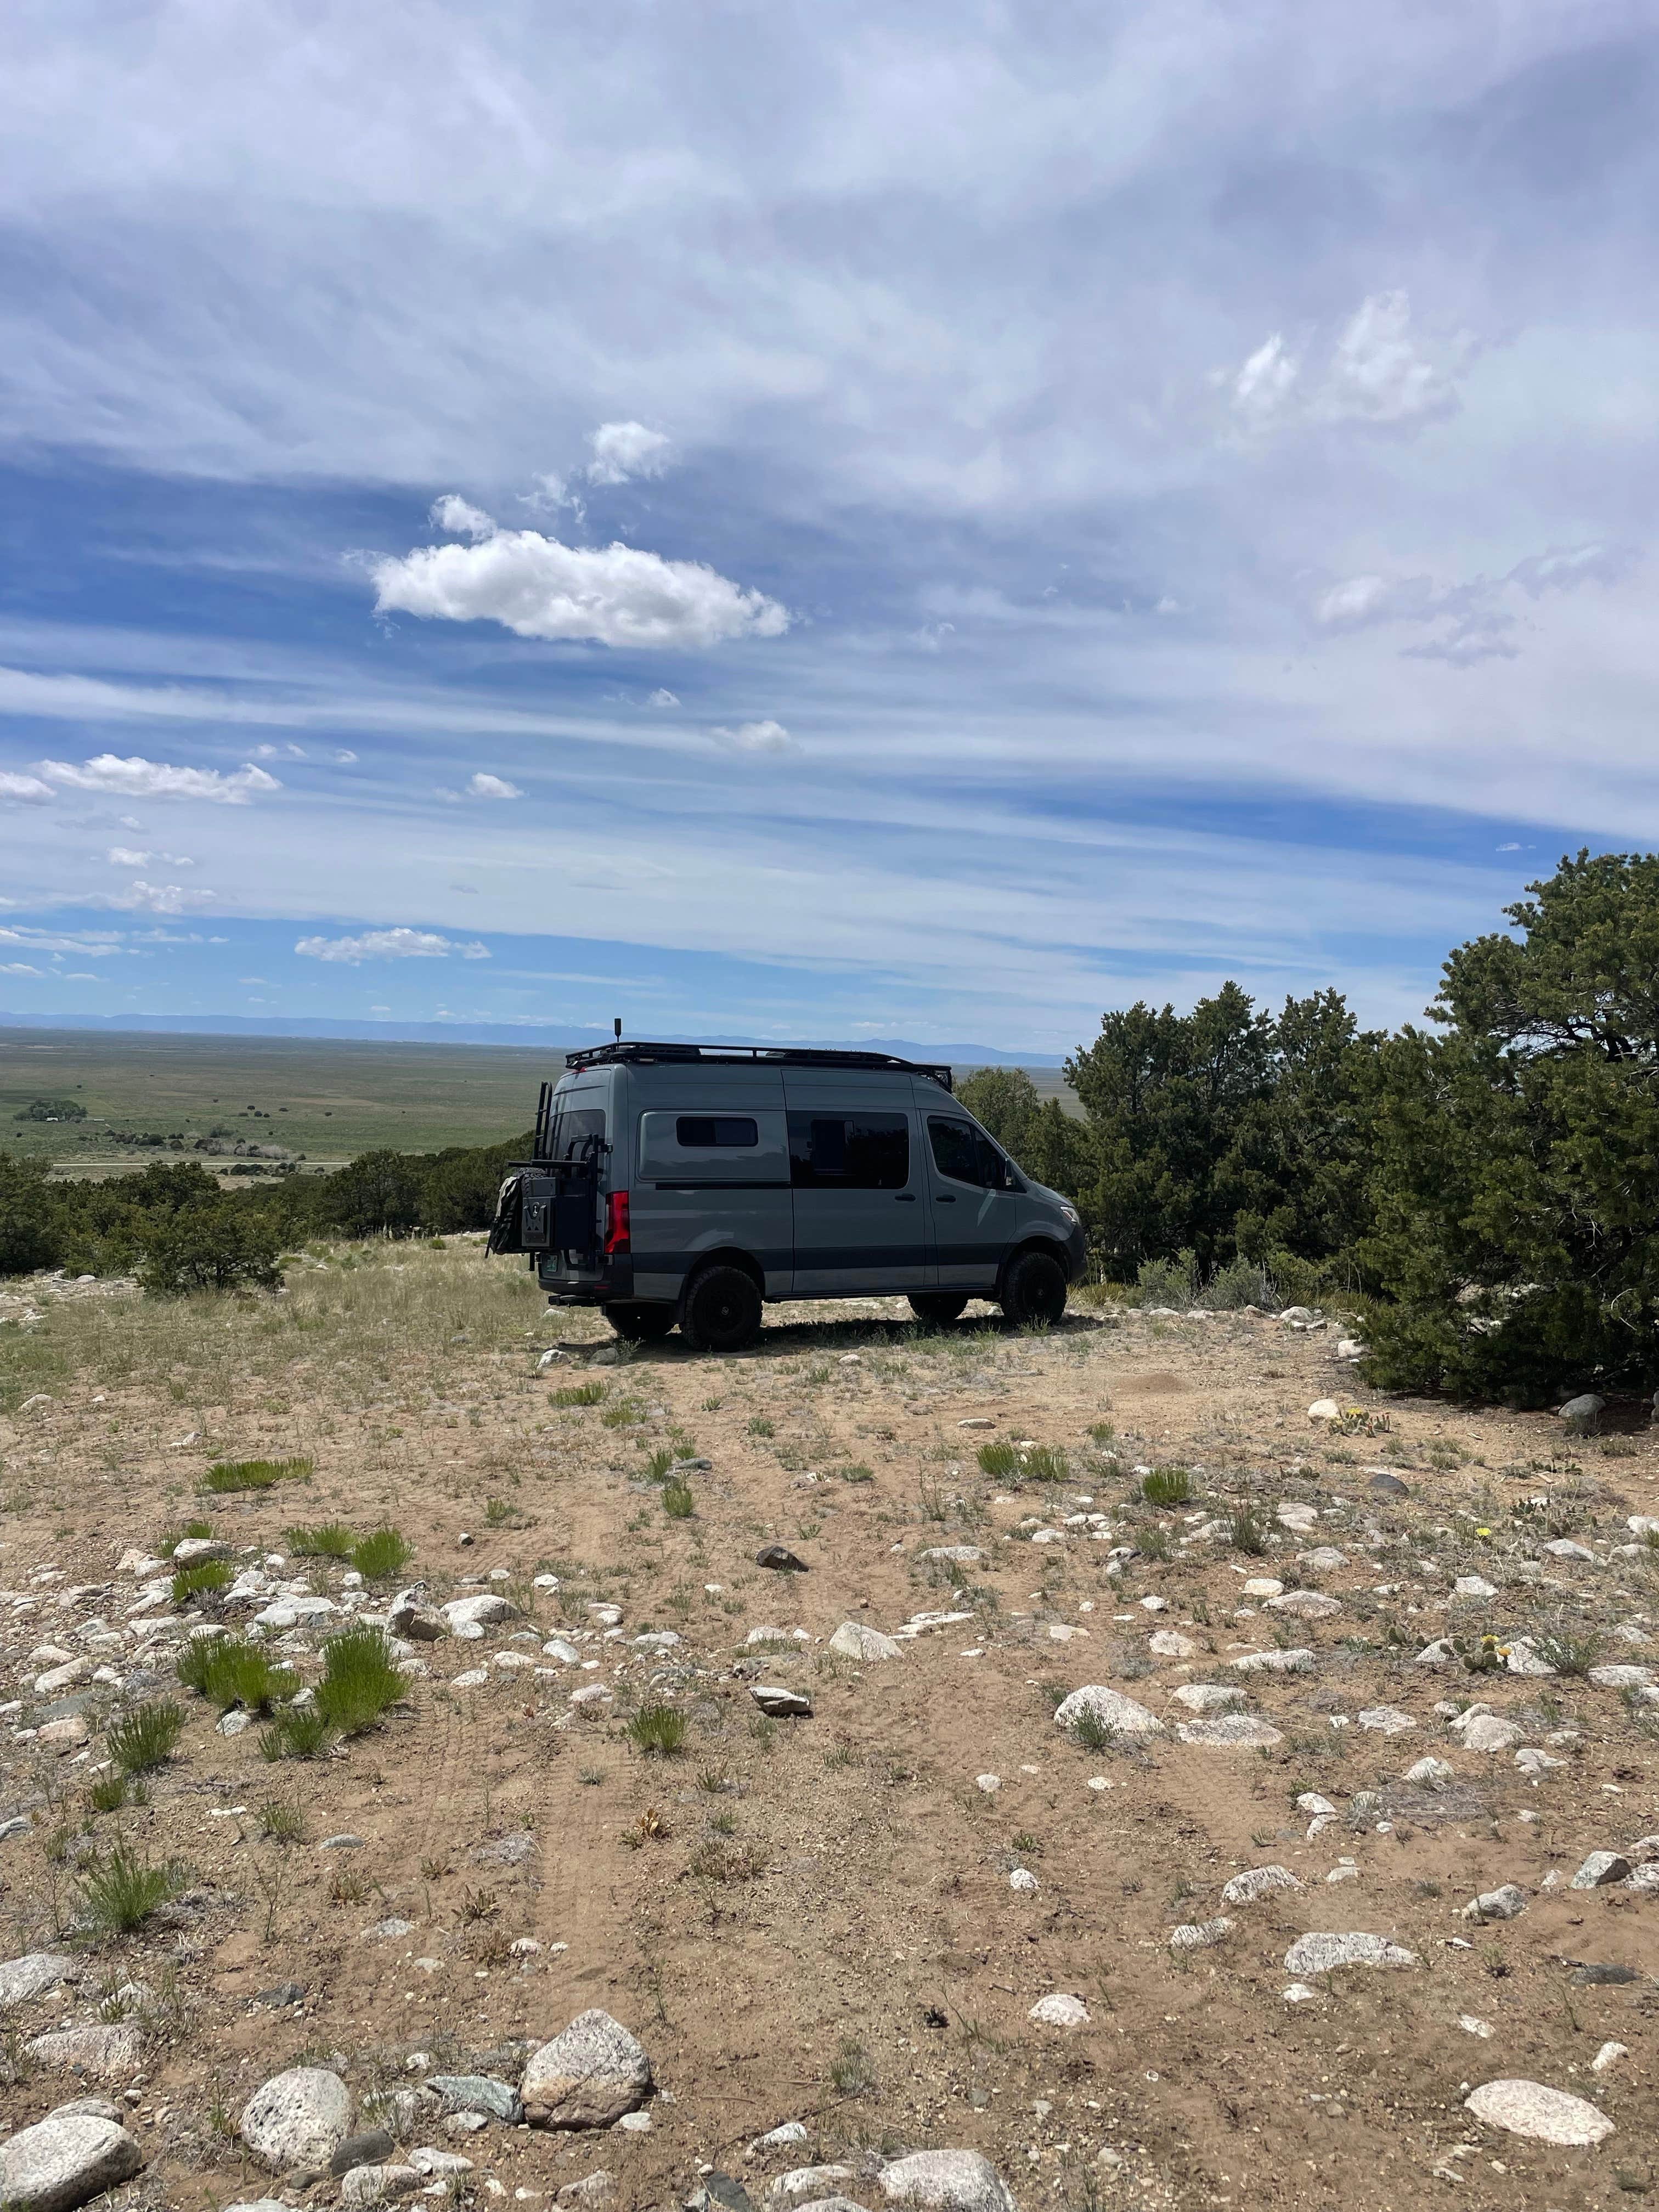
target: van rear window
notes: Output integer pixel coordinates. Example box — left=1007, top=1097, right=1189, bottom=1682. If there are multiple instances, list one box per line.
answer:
left=676, top=1116, right=759, bottom=1149
left=546, top=1102, right=606, bottom=1163
left=788, top=1111, right=910, bottom=1189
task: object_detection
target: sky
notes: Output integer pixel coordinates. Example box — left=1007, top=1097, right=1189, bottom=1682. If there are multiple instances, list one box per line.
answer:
left=2, top=1, right=1657, bottom=1055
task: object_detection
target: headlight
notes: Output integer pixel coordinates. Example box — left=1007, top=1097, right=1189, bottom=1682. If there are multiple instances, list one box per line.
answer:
left=1060, top=1206, right=1079, bottom=1226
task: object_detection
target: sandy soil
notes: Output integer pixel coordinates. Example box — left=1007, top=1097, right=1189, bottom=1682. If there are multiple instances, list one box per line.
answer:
left=0, top=1245, right=1655, bottom=2212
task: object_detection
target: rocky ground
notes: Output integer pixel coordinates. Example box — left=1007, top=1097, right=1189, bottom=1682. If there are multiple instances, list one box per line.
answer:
left=0, top=1239, right=1655, bottom=2212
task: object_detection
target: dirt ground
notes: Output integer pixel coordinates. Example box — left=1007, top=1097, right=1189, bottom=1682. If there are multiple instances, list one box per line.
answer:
left=0, top=1242, right=1655, bottom=2212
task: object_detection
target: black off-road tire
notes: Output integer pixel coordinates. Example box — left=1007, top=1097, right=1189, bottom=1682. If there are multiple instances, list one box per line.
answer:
left=603, top=1302, right=676, bottom=1344
left=680, top=1265, right=764, bottom=1354
left=908, top=1292, right=969, bottom=1325
left=1000, top=1248, right=1068, bottom=1329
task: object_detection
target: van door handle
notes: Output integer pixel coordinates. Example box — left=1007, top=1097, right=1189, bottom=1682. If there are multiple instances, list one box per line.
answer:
left=935, top=1194, right=956, bottom=1204
left=895, top=1193, right=917, bottom=1202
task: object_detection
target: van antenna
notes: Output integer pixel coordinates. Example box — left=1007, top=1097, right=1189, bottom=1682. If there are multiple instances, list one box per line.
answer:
left=614, top=1017, right=623, bottom=1042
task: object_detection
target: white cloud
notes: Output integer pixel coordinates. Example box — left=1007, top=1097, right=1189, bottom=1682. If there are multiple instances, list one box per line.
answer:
left=1497, top=842, right=1520, bottom=852
left=0, top=961, right=43, bottom=975
left=252, top=741, right=307, bottom=760
left=0, top=771, right=54, bottom=802
left=431, top=493, right=496, bottom=541
left=37, top=754, right=281, bottom=804
left=712, top=718, right=795, bottom=753
left=334, top=749, right=358, bottom=764
left=112, top=881, right=215, bottom=915
left=295, top=926, right=491, bottom=963
left=371, top=509, right=789, bottom=648
left=647, top=688, right=679, bottom=708
left=465, top=771, right=522, bottom=799
left=118, top=816, right=142, bottom=829
left=1232, top=292, right=1465, bottom=435
left=586, top=421, right=672, bottom=486
left=1314, top=575, right=1396, bottom=628
left=106, top=846, right=194, bottom=867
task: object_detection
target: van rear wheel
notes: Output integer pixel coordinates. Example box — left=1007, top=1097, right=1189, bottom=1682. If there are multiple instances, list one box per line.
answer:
left=604, top=1302, right=675, bottom=1344
left=1000, top=1248, right=1068, bottom=1328
left=908, top=1293, right=969, bottom=1325
left=680, top=1265, right=763, bottom=1354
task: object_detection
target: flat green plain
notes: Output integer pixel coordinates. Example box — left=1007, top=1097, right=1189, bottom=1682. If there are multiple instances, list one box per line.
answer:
left=1, top=1027, right=1079, bottom=1176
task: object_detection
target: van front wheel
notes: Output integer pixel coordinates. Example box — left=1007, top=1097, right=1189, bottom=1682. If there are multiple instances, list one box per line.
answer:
left=604, top=1302, right=675, bottom=1344
left=681, top=1265, right=763, bottom=1354
left=909, top=1293, right=969, bottom=1325
left=1000, top=1249, right=1068, bottom=1329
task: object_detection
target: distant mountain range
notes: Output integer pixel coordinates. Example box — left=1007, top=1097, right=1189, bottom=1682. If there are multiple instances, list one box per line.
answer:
left=0, top=1010, right=1064, bottom=1068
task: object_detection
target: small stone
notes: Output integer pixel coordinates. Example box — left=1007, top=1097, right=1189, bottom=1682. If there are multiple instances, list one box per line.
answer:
left=770, top=2168, right=855, bottom=2210
left=1148, top=1630, right=1197, bottom=1659
left=1452, top=1713, right=1522, bottom=1753
left=1356, top=1706, right=1416, bottom=1735
left=25, top=2025, right=142, bottom=2078
left=750, top=2125, right=809, bottom=2152
left=755, top=1546, right=808, bottom=1573
left=1169, top=1917, right=1233, bottom=1950
left=1403, top=1756, right=1455, bottom=1786
left=1301, top=1546, right=1348, bottom=1572
left=751, top=1685, right=812, bottom=1718
left=318, top=1833, right=366, bottom=1850
left=1008, top=1867, right=1038, bottom=1892
left=1176, top=1714, right=1283, bottom=1748
left=1296, top=1793, right=1337, bottom=1816
left=332, top=2132, right=397, bottom=2177
left=1454, top=1576, right=1498, bottom=1599
left=1222, top=1865, right=1300, bottom=1906
left=1464, top=2079, right=1613, bottom=2146
left=1459, top=2015, right=1494, bottom=2038
left=1543, top=1538, right=1594, bottom=1562
left=239, top=2066, right=353, bottom=2171
left=1368, top=1472, right=1409, bottom=1498
left=1230, top=1647, right=1314, bottom=1675
left=1282, top=1932, right=1418, bottom=1974
left=1592, top=2041, right=1629, bottom=2075
left=556, top=2172, right=616, bottom=2207
left=1028, top=1993, right=1088, bottom=2027
left=1571, top=1962, right=1637, bottom=1986
left=520, top=2010, right=651, bottom=2129
left=431, top=2075, right=522, bottom=2125
left=442, top=1594, right=520, bottom=1632
left=1463, top=1884, right=1527, bottom=1922
left=1556, top=1393, right=1605, bottom=1435
left=876, top=2149, right=1015, bottom=2212
left=340, top=2164, right=422, bottom=2207
left=1282, top=1983, right=1320, bottom=2004
left=975, top=1774, right=1001, bottom=1793
left=36, top=1717, right=89, bottom=1750
left=1588, top=1663, right=1653, bottom=1690
left=919, top=1546, right=984, bottom=1564
left=1307, top=1399, right=1340, bottom=1423
left=1170, top=1684, right=1244, bottom=1713
left=1570, top=1850, right=1631, bottom=1890
left=0, top=1954, right=77, bottom=2006
left=827, top=1622, right=902, bottom=1663
left=0, top=2114, right=144, bottom=2212
left=1240, top=1577, right=1283, bottom=1599
left=1266, top=1590, right=1341, bottom=1620
left=1052, top=1685, right=1164, bottom=1739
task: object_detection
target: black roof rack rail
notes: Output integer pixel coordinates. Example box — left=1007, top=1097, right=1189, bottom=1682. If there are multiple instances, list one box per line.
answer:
left=562, top=1041, right=953, bottom=1091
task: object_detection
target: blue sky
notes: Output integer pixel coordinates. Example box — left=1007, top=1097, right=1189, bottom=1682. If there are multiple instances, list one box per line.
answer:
left=2, top=3, right=1656, bottom=1054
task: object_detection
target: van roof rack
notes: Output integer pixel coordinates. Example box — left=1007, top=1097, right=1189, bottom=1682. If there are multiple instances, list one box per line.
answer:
left=563, top=1040, right=953, bottom=1091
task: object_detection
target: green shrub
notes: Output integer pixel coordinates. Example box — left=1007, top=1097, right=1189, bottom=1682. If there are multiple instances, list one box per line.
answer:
left=1141, top=1465, right=1193, bottom=1507
left=552, top=1381, right=607, bottom=1408
left=313, top=1627, right=405, bottom=1736
left=1020, top=1446, right=1068, bottom=1483
left=1203, top=1256, right=1274, bottom=1310
left=86, top=1773, right=131, bottom=1815
left=977, top=1442, right=1020, bottom=1478
left=259, top=1705, right=335, bottom=1761
left=1228, top=1508, right=1269, bottom=1556
left=627, top=1703, right=688, bottom=1755
left=351, top=1526, right=413, bottom=1581
left=1135, top=1253, right=1197, bottom=1308
left=172, top=1559, right=233, bottom=1604
left=201, top=1455, right=313, bottom=1493
left=600, top=1398, right=644, bottom=1429
left=76, top=1846, right=184, bottom=1936
left=106, top=1700, right=185, bottom=1775
left=138, top=1203, right=283, bottom=1295
left=642, top=1446, right=676, bottom=1481
left=177, top=1636, right=297, bottom=1714
left=1068, top=1707, right=1116, bottom=1753
left=285, top=1521, right=354, bottom=1559
left=1532, top=1629, right=1602, bottom=1678
left=661, top=1481, right=695, bottom=1520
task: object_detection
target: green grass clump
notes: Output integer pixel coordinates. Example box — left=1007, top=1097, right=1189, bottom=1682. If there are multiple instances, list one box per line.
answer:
left=172, top=1558, right=234, bottom=1604
left=1142, top=1465, right=1193, bottom=1507
left=642, top=1446, right=677, bottom=1481
left=662, top=1481, right=695, bottom=1520
left=201, top=1455, right=313, bottom=1494
left=106, top=1700, right=185, bottom=1775
left=351, top=1526, right=413, bottom=1582
left=313, top=1627, right=405, bottom=1736
left=176, top=1635, right=297, bottom=1714
left=285, top=1521, right=354, bottom=1559
left=259, top=1706, right=335, bottom=1762
left=976, top=1442, right=1020, bottom=1478
left=258, top=1796, right=307, bottom=1843
left=600, top=1398, right=644, bottom=1429
left=1020, top=1445, right=1068, bottom=1483
left=76, top=1845, right=185, bottom=1937
left=86, top=1773, right=132, bottom=1815
left=1069, top=1707, right=1116, bottom=1752
left=627, top=1703, right=688, bottom=1755
left=1532, top=1628, right=1602, bottom=1678
left=747, top=1416, right=775, bottom=1438
left=552, top=1381, right=607, bottom=1408
left=1228, top=1508, right=1269, bottom=1556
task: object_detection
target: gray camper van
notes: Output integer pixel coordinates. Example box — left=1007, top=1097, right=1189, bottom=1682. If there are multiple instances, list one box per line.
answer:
left=489, top=1041, right=1086, bottom=1353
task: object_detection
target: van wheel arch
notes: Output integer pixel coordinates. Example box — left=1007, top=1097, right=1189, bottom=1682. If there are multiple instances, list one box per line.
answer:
left=997, top=1239, right=1071, bottom=1326
left=683, top=1246, right=766, bottom=1296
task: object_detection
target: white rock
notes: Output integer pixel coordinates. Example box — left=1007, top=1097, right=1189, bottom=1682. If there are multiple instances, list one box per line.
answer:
left=1356, top=1706, right=1416, bottom=1735
left=1052, top=1685, right=1164, bottom=1740
left=1454, top=1576, right=1498, bottom=1599
left=1282, top=1983, right=1320, bottom=2004
left=1240, top=1578, right=1283, bottom=1600
left=340, top=2166, right=422, bottom=2208
left=1414, top=1639, right=1457, bottom=1667
left=0, top=1954, right=77, bottom=2007
left=1570, top=1850, right=1631, bottom=1890
left=542, top=1639, right=581, bottom=1664
left=1515, top=1746, right=1567, bottom=1776
left=1169, top=1917, right=1233, bottom=1950
left=1464, top=2080, right=1613, bottom=2146
left=1296, top=1792, right=1336, bottom=1816
left=919, top=1546, right=985, bottom=1565
left=1170, top=1683, right=1244, bottom=1713
left=770, top=2168, right=857, bottom=2211
left=975, top=1774, right=1001, bottom=1794
left=1009, top=1868, right=1039, bottom=1893
left=1462, top=1884, right=1527, bottom=1923
left=1451, top=1713, right=1522, bottom=1753
left=1592, top=2041, right=1629, bottom=2075
left=1148, top=1629, right=1197, bottom=1659
left=1282, top=1932, right=1418, bottom=1974
left=1028, top=1993, right=1088, bottom=2027
left=1403, top=1757, right=1455, bottom=1786
left=1176, top=1714, right=1283, bottom=1748
left=1266, top=1590, right=1341, bottom=1620
left=1588, top=1663, right=1653, bottom=1689
left=443, top=1594, right=520, bottom=1632
left=1306, top=1400, right=1341, bottom=1423
left=240, top=2068, right=352, bottom=2172
left=876, top=2149, right=1015, bottom=2212
left=1542, top=1539, right=1594, bottom=1562
left=1335, top=1338, right=1365, bottom=1361
left=25, top=2025, right=142, bottom=2078
left=1276, top=1503, right=1319, bottom=1532
left=171, top=1537, right=230, bottom=1566
left=828, top=1622, right=903, bottom=1663
left=520, top=2010, right=651, bottom=2129
left=1230, top=1647, right=1314, bottom=1675
left=1301, top=1547, right=1348, bottom=1572
left=1459, top=2015, right=1493, bottom=2038
left=1222, top=1865, right=1300, bottom=1906
left=0, top=2115, right=144, bottom=2212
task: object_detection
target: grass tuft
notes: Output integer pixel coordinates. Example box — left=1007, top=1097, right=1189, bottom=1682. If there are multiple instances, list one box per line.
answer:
left=1142, top=1465, right=1194, bottom=1507
left=351, top=1526, right=413, bottom=1581
left=200, top=1455, right=314, bottom=1494
left=313, top=1626, right=405, bottom=1735
left=285, top=1521, right=354, bottom=1559
left=177, top=1635, right=297, bottom=1714
left=627, top=1703, right=689, bottom=1756
left=76, top=1845, right=185, bottom=1937
left=662, top=1481, right=695, bottom=1520
left=1228, top=1508, right=1269, bottom=1556
left=106, top=1699, right=185, bottom=1774
left=259, top=1705, right=335, bottom=1761
left=172, top=1559, right=234, bottom=1604
left=552, top=1380, right=607, bottom=1408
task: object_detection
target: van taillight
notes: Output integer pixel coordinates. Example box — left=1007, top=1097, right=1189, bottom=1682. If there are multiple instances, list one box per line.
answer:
left=605, top=1190, right=631, bottom=1256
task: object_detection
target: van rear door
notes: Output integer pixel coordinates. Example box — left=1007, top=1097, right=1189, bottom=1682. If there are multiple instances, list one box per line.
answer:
left=783, top=1076, right=932, bottom=1294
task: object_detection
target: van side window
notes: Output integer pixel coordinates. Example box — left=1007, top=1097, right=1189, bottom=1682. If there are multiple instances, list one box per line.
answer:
left=675, top=1116, right=759, bottom=1149
left=546, top=1105, right=606, bottom=1163
left=788, top=1112, right=909, bottom=1189
left=929, top=1117, right=1012, bottom=1189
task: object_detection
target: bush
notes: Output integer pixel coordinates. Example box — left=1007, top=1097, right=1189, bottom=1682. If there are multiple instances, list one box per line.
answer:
left=1202, top=1256, right=1275, bottom=1310
left=313, top=1627, right=405, bottom=1735
left=138, top=1201, right=283, bottom=1294
left=1227, top=1508, right=1268, bottom=1556
left=285, top=1521, right=354, bottom=1558
left=627, top=1703, right=688, bottom=1755
left=976, top=1442, right=1020, bottom=1478
left=259, top=1705, right=334, bottom=1761
left=552, top=1381, right=607, bottom=1408
left=106, top=1700, right=186, bottom=1774
left=172, top=1559, right=234, bottom=1604
left=1141, top=1465, right=1193, bottom=1507
left=177, top=1636, right=296, bottom=1713
left=1135, top=1254, right=1196, bottom=1308
left=76, top=1846, right=184, bottom=1936
left=662, top=1481, right=695, bottom=1519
